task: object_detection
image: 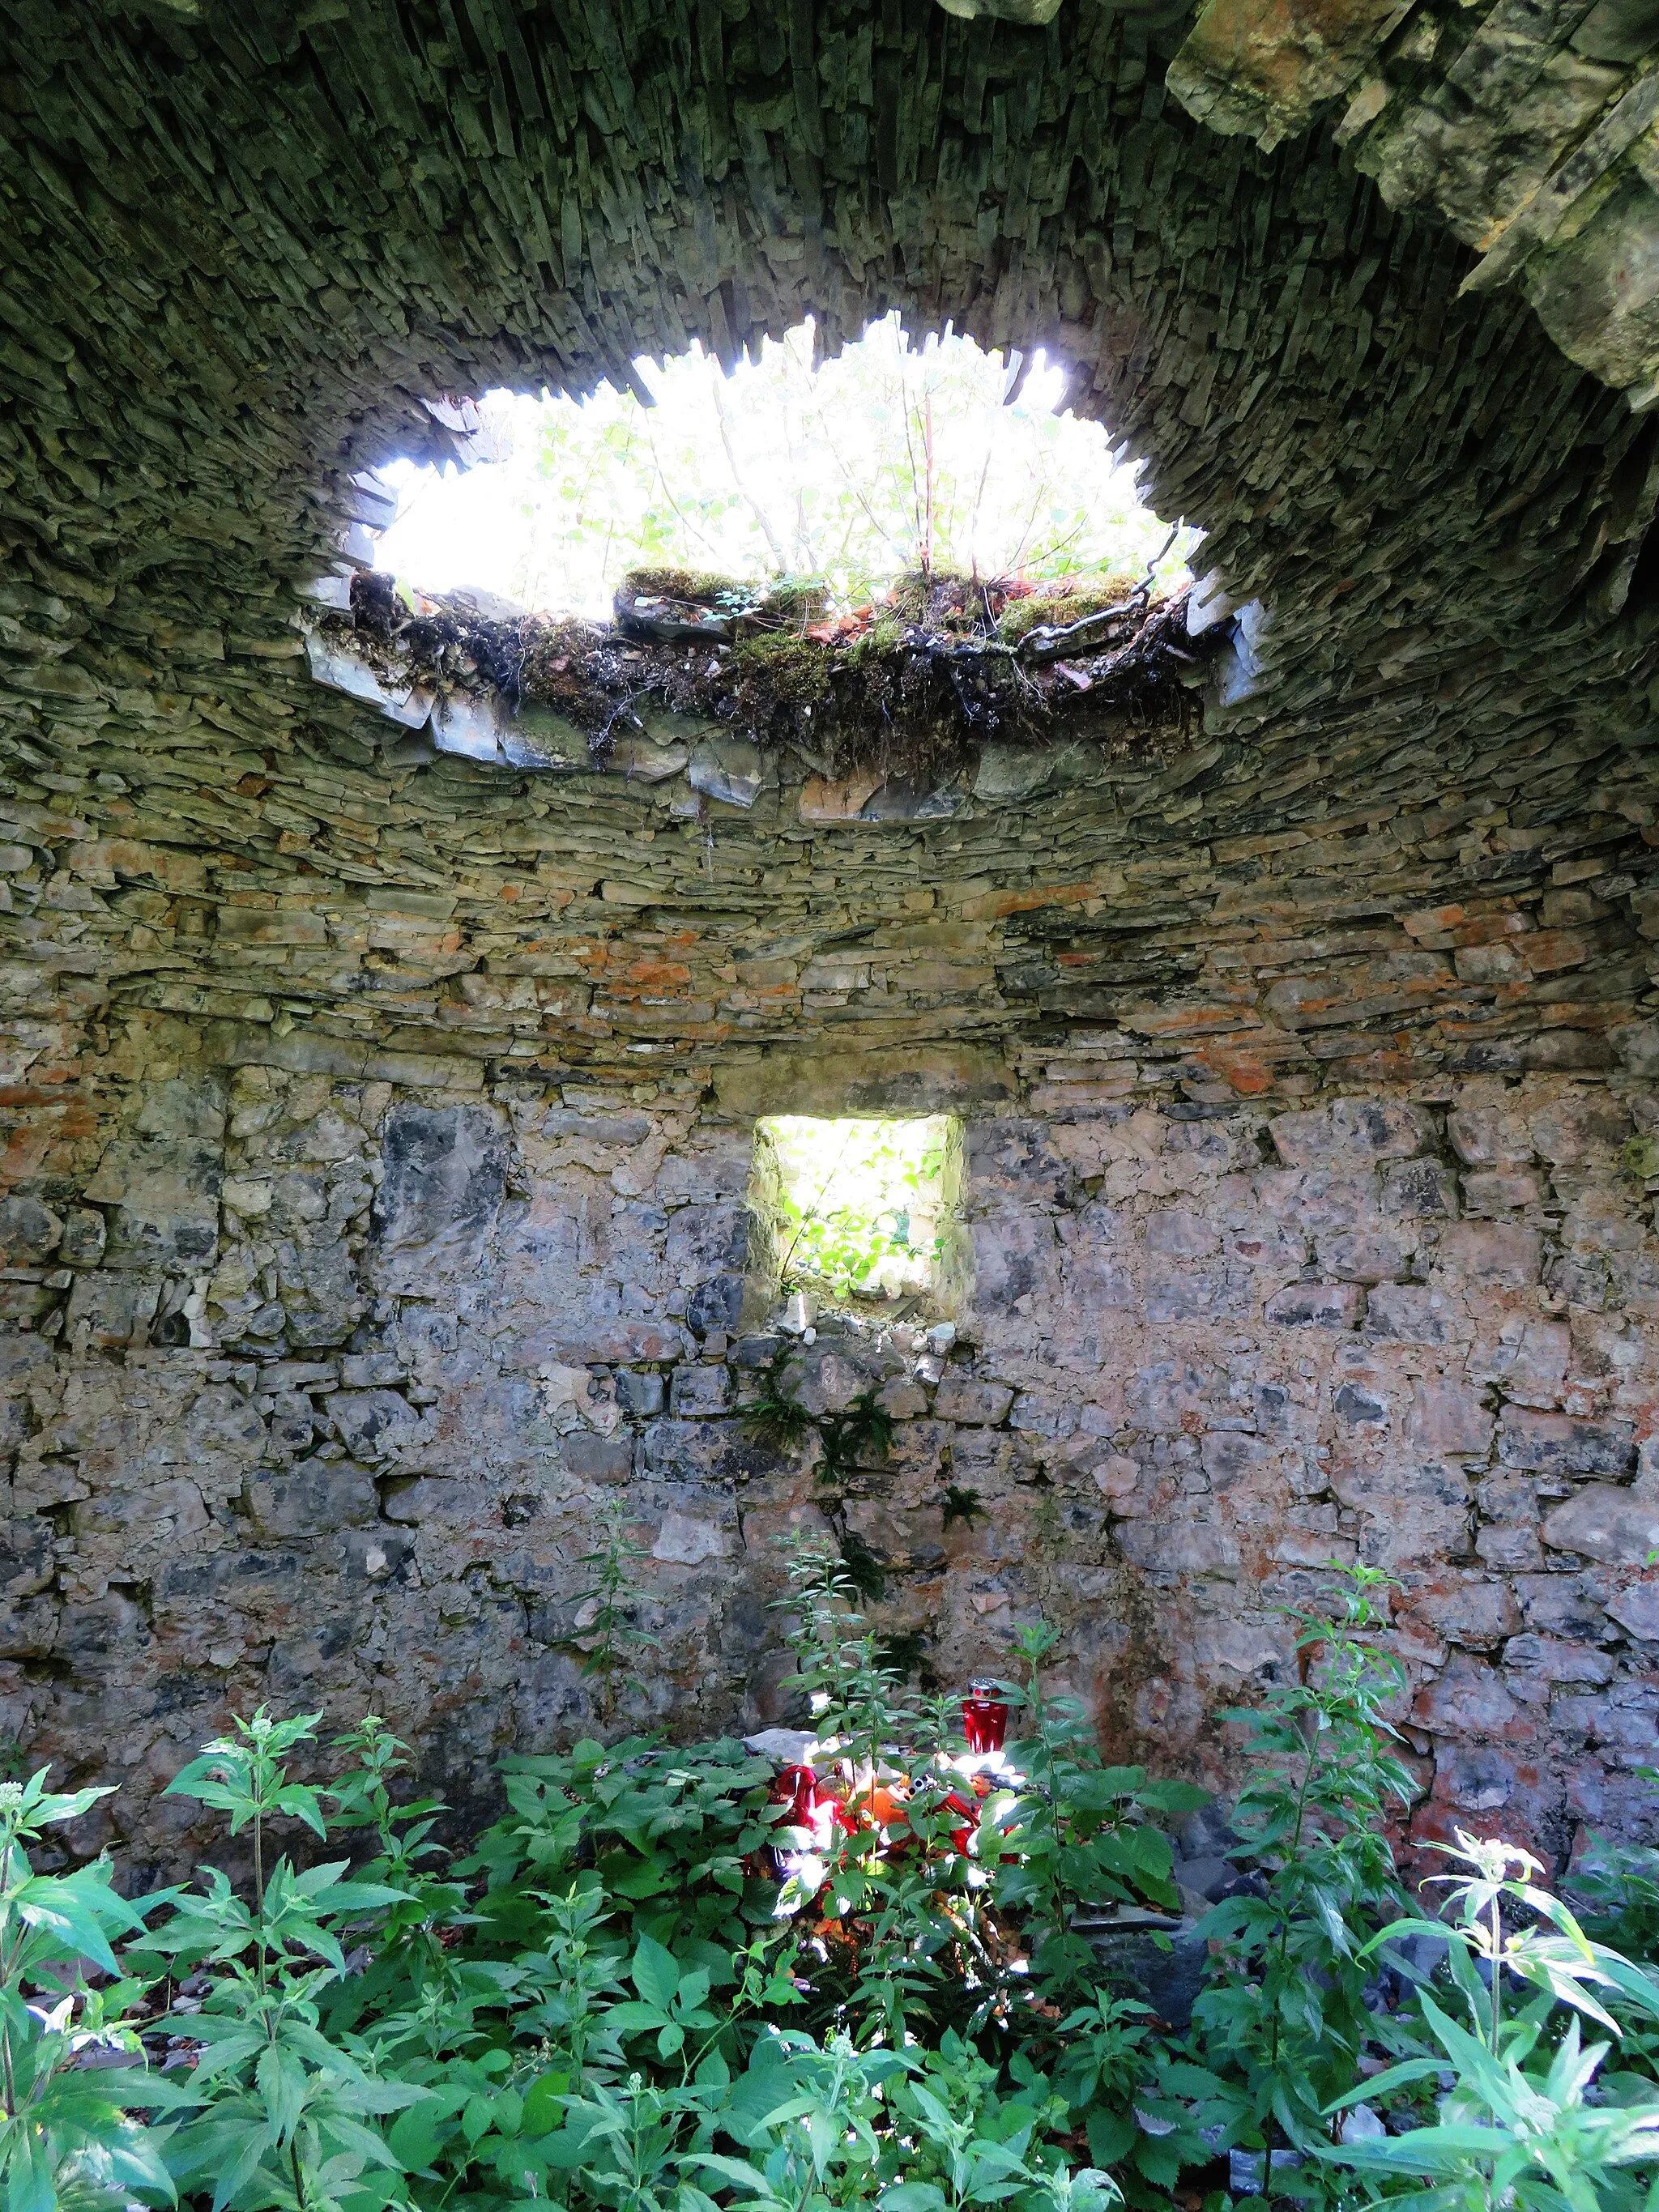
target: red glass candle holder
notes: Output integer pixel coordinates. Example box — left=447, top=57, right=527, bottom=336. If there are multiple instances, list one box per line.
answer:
left=770, top=1762, right=851, bottom=1852
left=962, top=1678, right=1009, bottom=1754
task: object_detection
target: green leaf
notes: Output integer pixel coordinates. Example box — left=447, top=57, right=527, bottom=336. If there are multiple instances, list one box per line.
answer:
left=630, top=1933, right=681, bottom=2010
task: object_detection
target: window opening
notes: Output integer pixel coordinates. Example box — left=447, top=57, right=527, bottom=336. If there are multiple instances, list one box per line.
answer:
left=750, top=1115, right=963, bottom=1319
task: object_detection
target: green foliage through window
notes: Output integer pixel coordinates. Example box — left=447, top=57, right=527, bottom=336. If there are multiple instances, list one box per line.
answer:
left=760, top=1115, right=953, bottom=1304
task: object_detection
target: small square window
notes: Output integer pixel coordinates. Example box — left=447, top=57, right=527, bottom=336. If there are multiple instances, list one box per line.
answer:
left=749, top=1115, right=964, bottom=1317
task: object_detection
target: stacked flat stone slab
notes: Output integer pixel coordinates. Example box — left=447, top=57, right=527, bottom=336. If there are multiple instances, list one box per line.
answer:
left=1166, top=0, right=1659, bottom=407
left=0, top=0, right=1655, bottom=1865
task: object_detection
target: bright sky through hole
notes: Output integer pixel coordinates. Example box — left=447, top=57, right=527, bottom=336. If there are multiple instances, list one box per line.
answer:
left=374, top=313, right=1194, bottom=619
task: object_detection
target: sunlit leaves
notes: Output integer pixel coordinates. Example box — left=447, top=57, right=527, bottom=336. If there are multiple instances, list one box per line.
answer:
left=375, top=315, right=1195, bottom=617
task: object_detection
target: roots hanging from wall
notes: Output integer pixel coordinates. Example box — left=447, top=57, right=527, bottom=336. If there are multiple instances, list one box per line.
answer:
left=326, top=565, right=1225, bottom=781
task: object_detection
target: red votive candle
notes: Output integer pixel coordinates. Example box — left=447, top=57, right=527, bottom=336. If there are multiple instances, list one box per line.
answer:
left=962, top=1677, right=1009, bottom=1754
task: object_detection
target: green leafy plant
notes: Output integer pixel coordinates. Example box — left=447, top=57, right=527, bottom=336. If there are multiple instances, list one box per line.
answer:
left=559, top=1498, right=660, bottom=1729
left=138, top=1710, right=429, bottom=2212
left=1328, top=1832, right=1659, bottom=2210
left=981, top=1622, right=1207, bottom=2001
left=23, top=1580, right=1659, bottom=2212
left=0, top=1769, right=173, bottom=2212
left=1188, top=1562, right=1414, bottom=2193
left=1567, top=1828, right=1659, bottom=1962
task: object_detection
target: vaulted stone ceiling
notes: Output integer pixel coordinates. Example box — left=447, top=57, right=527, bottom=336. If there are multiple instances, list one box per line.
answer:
left=0, top=0, right=1656, bottom=1137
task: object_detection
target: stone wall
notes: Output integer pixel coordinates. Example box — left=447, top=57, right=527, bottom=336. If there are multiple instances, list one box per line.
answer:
left=3, top=0, right=1659, bottom=1879
left=3, top=1021, right=1655, bottom=1876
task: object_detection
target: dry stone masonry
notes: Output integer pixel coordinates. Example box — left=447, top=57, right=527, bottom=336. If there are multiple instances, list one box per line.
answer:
left=0, top=0, right=1657, bottom=1869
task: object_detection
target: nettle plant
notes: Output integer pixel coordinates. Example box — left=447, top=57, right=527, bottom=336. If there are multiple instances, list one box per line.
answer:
left=11, top=1559, right=1659, bottom=2212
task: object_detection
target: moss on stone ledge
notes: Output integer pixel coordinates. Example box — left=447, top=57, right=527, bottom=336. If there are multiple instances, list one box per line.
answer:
left=327, top=565, right=1217, bottom=781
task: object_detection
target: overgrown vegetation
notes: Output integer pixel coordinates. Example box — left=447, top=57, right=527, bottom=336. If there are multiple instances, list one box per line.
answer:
left=329, top=552, right=1219, bottom=784
left=12, top=1557, right=1659, bottom=2212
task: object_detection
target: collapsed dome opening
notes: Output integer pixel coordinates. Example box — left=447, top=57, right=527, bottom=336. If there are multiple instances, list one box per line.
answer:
left=369, top=313, right=1196, bottom=620
left=300, top=318, right=1237, bottom=791
left=750, top=1115, right=964, bottom=1318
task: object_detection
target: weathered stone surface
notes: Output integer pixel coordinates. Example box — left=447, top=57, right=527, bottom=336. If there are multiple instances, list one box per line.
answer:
left=0, top=2, right=1656, bottom=1871
left=1499, top=1409, right=1636, bottom=1477
left=1265, top=1282, right=1364, bottom=1328
left=1542, top=1485, right=1659, bottom=1564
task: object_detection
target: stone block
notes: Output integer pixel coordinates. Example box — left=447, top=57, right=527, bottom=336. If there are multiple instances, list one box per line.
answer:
left=0, top=1196, right=61, bottom=1264
left=1447, top=1105, right=1534, bottom=1166
left=1409, top=1575, right=1521, bottom=1647
left=339, top=1352, right=406, bottom=1388
left=559, top=1432, right=635, bottom=1482
left=1552, top=1692, right=1659, bottom=1750
left=1428, top=1746, right=1529, bottom=1821
left=1542, top=1484, right=1659, bottom=1564
left=1144, top=1208, right=1221, bottom=1258
left=1516, top=1574, right=1606, bottom=1639
left=244, top=1461, right=377, bottom=1536
left=1269, top=1097, right=1432, bottom=1169
left=1503, top=1634, right=1613, bottom=1686
left=327, top=1387, right=422, bottom=1460
left=83, top=1132, right=221, bottom=1272
left=1435, top=1222, right=1542, bottom=1288
left=1125, top=1360, right=1209, bottom=1430
left=669, top=1364, right=731, bottom=1417
left=63, top=1272, right=160, bottom=1349
left=800, top=769, right=883, bottom=821
left=1363, top=1283, right=1453, bottom=1344
left=1333, top=1379, right=1388, bottom=1426
left=1115, top=1519, right=1240, bottom=1575
left=1265, top=1281, right=1363, bottom=1328
left=688, top=734, right=770, bottom=808
left=58, top=1208, right=105, bottom=1266
left=615, top=1370, right=666, bottom=1417
left=1499, top=1409, right=1636, bottom=1477
left=1317, top=1228, right=1410, bottom=1282
left=877, top=1377, right=928, bottom=1417
left=784, top=1344, right=886, bottom=1414
left=335, top=1528, right=413, bottom=1581
left=967, top=1208, right=1060, bottom=1311
left=686, top=1273, right=744, bottom=1336
left=1606, top=1582, right=1659, bottom=1640
left=639, top=1418, right=777, bottom=1486
left=215, top=906, right=328, bottom=947
left=379, top=1475, right=480, bottom=1523
left=1475, top=1525, right=1545, bottom=1571
left=651, top=1510, right=729, bottom=1565
left=1145, top=1266, right=1236, bottom=1321
left=1412, top=1654, right=1525, bottom=1740
left=1009, top=1388, right=1077, bottom=1436
left=1201, top=1430, right=1269, bottom=1488
left=1406, top=1379, right=1494, bottom=1458
left=1529, top=1095, right=1631, bottom=1165
left=372, top=1102, right=506, bottom=1272
left=1382, top=1161, right=1459, bottom=1220
left=1471, top=1319, right=1568, bottom=1408
left=505, top=1322, right=682, bottom=1366
left=1462, top=1170, right=1541, bottom=1214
